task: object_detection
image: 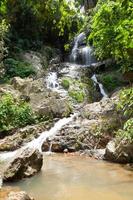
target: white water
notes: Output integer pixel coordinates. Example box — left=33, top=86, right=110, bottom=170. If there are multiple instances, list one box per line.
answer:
left=46, top=72, right=59, bottom=89
left=0, top=114, right=77, bottom=161
left=70, top=32, right=96, bottom=65
left=27, top=114, right=76, bottom=152
left=91, top=74, right=108, bottom=98
left=81, top=46, right=95, bottom=65
left=70, top=32, right=85, bottom=63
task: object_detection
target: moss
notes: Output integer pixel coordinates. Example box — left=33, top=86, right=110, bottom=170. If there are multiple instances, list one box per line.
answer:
left=61, top=78, right=70, bottom=89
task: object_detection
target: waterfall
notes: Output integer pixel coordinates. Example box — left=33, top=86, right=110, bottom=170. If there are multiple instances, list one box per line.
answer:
left=91, top=74, right=108, bottom=98
left=70, top=32, right=86, bottom=63
left=70, top=32, right=96, bottom=65
left=81, top=46, right=96, bottom=65
left=0, top=114, right=77, bottom=161
left=46, top=72, right=59, bottom=89
left=27, top=114, right=76, bottom=152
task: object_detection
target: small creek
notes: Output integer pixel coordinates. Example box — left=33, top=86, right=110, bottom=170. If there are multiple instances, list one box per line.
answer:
left=7, top=154, right=133, bottom=200
left=0, top=32, right=132, bottom=199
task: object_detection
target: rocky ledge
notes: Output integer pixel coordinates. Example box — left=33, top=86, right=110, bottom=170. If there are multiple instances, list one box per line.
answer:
left=42, top=96, right=120, bottom=156
left=3, top=148, right=43, bottom=181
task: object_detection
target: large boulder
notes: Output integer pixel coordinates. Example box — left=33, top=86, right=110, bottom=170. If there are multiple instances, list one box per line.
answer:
left=37, top=97, right=72, bottom=118
left=4, top=148, right=43, bottom=181
left=104, top=140, right=133, bottom=163
left=6, top=191, right=34, bottom=200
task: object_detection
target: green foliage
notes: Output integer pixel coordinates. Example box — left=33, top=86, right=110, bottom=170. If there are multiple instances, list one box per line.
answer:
left=116, top=118, right=133, bottom=141
left=116, top=88, right=133, bottom=142
left=4, top=58, right=36, bottom=78
left=89, top=0, right=133, bottom=72
left=117, top=88, right=133, bottom=118
left=61, top=78, right=70, bottom=89
left=69, top=90, right=85, bottom=103
left=3, top=0, right=84, bottom=46
left=99, top=72, right=124, bottom=92
left=0, top=93, right=35, bottom=132
left=0, top=19, right=8, bottom=77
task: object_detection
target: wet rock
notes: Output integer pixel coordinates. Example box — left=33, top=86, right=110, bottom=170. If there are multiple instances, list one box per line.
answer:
left=104, top=140, right=133, bottom=163
left=3, top=148, right=43, bottom=181
left=84, top=149, right=105, bottom=160
left=0, top=122, right=52, bottom=151
left=42, top=96, right=121, bottom=154
left=6, top=191, right=34, bottom=200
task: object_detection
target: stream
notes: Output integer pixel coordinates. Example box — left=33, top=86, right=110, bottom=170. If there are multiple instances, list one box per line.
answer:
left=7, top=154, right=133, bottom=200
left=0, top=32, right=132, bottom=199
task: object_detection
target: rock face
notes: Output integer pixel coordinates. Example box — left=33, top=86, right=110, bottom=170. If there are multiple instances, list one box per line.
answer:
left=4, top=148, right=43, bottom=181
left=42, top=96, right=120, bottom=154
left=104, top=140, right=133, bottom=163
left=6, top=191, right=34, bottom=200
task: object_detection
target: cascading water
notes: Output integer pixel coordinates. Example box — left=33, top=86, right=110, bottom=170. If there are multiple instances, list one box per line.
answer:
left=46, top=72, right=59, bottom=89
left=0, top=114, right=77, bottom=160
left=70, top=32, right=96, bottom=65
left=27, top=114, right=76, bottom=152
left=70, top=32, right=86, bottom=63
left=81, top=46, right=96, bottom=65
left=91, top=74, right=108, bottom=98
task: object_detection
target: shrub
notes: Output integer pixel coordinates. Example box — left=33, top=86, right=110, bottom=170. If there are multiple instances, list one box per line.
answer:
left=89, top=0, right=133, bottom=73
left=4, top=58, right=36, bottom=78
left=117, top=88, right=133, bottom=118
left=100, top=73, right=124, bottom=92
left=69, top=90, right=85, bottom=103
left=0, top=19, right=8, bottom=78
left=0, top=93, right=35, bottom=132
left=116, top=118, right=133, bottom=141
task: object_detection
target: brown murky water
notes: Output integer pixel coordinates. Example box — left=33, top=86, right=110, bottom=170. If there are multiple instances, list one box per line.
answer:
left=7, top=154, right=133, bottom=200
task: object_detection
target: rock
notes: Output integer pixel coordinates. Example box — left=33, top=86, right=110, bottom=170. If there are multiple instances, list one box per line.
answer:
left=37, top=97, right=72, bottom=118
left=22, top=51, right=45, bottom=78
left=6, top=191, right=34, bottom=200
left=104, top=140, right=133, bottom=163
left=42, top=95, right=121, bottom=154
left=0, top=121, right=52, bottom=151
left=4, top=148, right=43, bottom=181
left=49, top=56, right=61, bottom=65
left=11, top=77, right=33, bottom=92
left=84, top=149, right=105, bottom=160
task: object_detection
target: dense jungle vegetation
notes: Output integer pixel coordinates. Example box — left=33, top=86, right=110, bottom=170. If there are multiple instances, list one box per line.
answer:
left=0, top=0, right=133, bottom=139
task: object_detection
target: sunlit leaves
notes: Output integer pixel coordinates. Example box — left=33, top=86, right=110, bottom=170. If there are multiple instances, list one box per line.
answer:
left=89, top=0, right=133, bottom=72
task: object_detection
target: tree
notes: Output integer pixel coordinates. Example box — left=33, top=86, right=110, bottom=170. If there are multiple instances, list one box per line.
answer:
left=89, top=0, right=133, bottom=72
